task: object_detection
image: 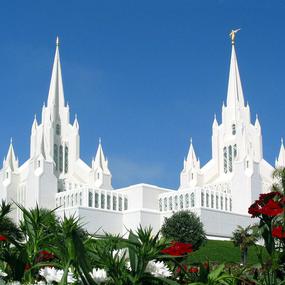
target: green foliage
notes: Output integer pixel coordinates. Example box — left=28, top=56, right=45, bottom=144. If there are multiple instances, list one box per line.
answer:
left=161, top=211, right=207, bottom=251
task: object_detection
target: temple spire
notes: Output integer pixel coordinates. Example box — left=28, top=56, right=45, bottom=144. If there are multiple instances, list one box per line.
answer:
left=276, top=138, right=285, bottom=167
left=47, top=36, right=65, bottom=119
left=4, top=139, right=18, bottom=171
left=185, top=138, right=199, bottom=169
left=92, top=139, right=110, bottom=173
left=226, top=32, right=245, bottom=109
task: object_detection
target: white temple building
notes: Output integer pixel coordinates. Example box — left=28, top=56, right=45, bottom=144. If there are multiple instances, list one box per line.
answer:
left=1, top=36, right=283, bottom=239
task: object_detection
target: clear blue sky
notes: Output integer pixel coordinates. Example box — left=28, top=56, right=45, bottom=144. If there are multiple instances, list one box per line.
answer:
left=0, top=1, right=285, bottom=189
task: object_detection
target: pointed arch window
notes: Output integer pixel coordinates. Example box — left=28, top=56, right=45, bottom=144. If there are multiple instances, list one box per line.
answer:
left=223, top=147, right=227, bottom=174
left=216, top=195, right=219, bottom=209
left=119, top=196, right=123, bottom=211
left=95, top=192, right=99, bottom=208
left=211, top=193, right=214, bottom=208
left=59, top=145, right=63, bottom=173
left=174, top=196, right=178, bottom=210
left=88, top=191, right=93, bottom=207
left=225, top=197, right=228, bottom=211
left=233, top=144, right=237, bottom=158
left=169, top=197, right=173, bottom=210
left=228, top=145, right=233, bottom=172
left=185, top=194, right=189, bottom=208
left=206, top=192, right=209, bottom=207
left=113, top=195, right=117, bottom=211
left=191, top=192, right=195, bottom=207
left=201, top=192, right=205, bottom=207
left=220, top=196, right=224, bottom=210
left=159, top=198, right=162, bottom=211
left=101, top=193, right=105, bottom=209
left=107, top=194, right=111, bottom=210
left=164, top=197, right=168, bottom=211
left=124, top=197, right=128, bottom=210
left=230, top=198, right=232, bottom=211
left=54, top=144, right=58, bottom=170
left=179, top=195, right=184, bottom=209
left=64, top=146, right=68, bottom=173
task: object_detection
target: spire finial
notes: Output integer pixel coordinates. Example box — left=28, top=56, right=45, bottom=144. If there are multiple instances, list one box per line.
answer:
left=56, top=36, right=60, bottom=47
left=10, top=137, right=13, bottom=144
left=229, top=28, right=241, bottom=45
left=99, top=137, right=102, bottom=144
left=190, top=137, right=192, bottom=145
left=281, top=137, right=284, bottom=145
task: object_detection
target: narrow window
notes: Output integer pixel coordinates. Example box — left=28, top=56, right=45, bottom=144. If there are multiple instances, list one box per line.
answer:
left=228, top=145, right=233, bottom=172
left=246, top=160, right=249, bottom=168
left=79, top=192, right=82, bottom=206
left=159, top=198, right=162, bottom=211
left=232, top=124, right=236, bottom=135
left=225, top=197, right=228, bottom=211
left=56, top=124, right=61, bottom=135
left=37, top=160, right=41, bottom=168
left=164, top=197, right=168, bottom=211
left=119, top=196, right=122, bottom=211
left=64, top=146, right=68, bottom=173
left=124, top=197, right=128, bottom=210
left=206, top=192, right=209, bottom=207
left=95, top=192, right=99, bottom=208
left=174, top=196, right=178, bottom=210
left=59, top=145, right=63, bottom=173
left=211, top=193, right=214, bottom=208
left=54, top=144, right=58, bottom=170
left=107, top=194, right=111, bottom=210
left=179, top=195, right=183, bottom=209
left=233, top=144, right=237, bottom=158
left=101, top=193, right=105, bottom=209
left=221, top=196, right=224, bottom=210
left=185, top=193, right=189, bottom=208
left=230, top=198, right=232, bottom=211
left=191, top=192, right=195, bottom=207
left=113, top=195, right=117, bottom=211
left=169, top=197, right=173, bottom=210
left=88, top=191, right=93, bottom=207
left=223, top=147, right=227, bottom=173
left=201, top=192, right=205, bottom=207
left=216, top=195, right=219, bottom=209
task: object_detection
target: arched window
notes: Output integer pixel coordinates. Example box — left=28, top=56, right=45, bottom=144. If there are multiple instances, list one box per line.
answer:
left=169, top=197, right=173, bottom=210
left=232, top=124, right=236, bottom=135
left=206, top=192, right=209, bottom=207
left=164, top=197, right=168, bottom=211
left=185, top=193, right=189, bottom=208
left=191, top=192, right=195, bottom=207
left=107, top=194, right=111, bottom=210
left=211, top=193, right=214, bottom=208
left=59, top=145, right=63, bottom=173
left=225, top=197, right=228, bottom=211
left=220, top=196, right=224, bottom=210
left=246, top=160, right=249, bottom=168
left=223, top=147, right=227, bottom=173
left=230, top=198, right=232, bottom=211
left=64, top=146, right=68, bottom=173
left=37, top=160, right=41, bottom=168
left=124, top=197, right=128, bottom=210
left=228, top=145, right=233, bottom=172
left=179, top=195, right=184, bottom=209
left=233, top=144, right=237, bottom=158
left=113, top=195, right=117, bottom=211
left=56, top=124, right=61, bottom=135
left=101, top=193, right=105, bottom=209
left=54, top=144, right=58, bottom=170
left=216, top=195, right=219, bottom=209
left=88, top=191, right=93, bottom=207
left=119, top=196, right=123, bottom=211
left=71, top=194, right=73, bottom=206
left=75, top=194, right=78, bottom=205
left=159, top=198, right=162, bottom=211
left=79, top=192, right=82, bottom=206
left=174, top=196, right=178, bottom=210
left=201, top=192, right=205, bottom=207
left=95, top=192, right=99, bottom=208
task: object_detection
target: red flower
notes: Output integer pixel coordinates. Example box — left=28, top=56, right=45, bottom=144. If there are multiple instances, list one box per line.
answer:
left=259, top=200, right=283, bottom=217
left=203, top=261, right=209, bottom=270
left=272, top=226, right=285, bottom=239
left=189, top=266, right=199, bottom=273
left=0, top=235, right=7, bottom=241
left=176, top=264, right=187, bottom=274
left=161, top=241, right=193, bottom=256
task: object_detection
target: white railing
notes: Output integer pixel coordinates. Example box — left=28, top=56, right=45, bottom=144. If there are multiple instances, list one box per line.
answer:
left=158, top=183, right=232, bottom=213
left=55, top=180, right=128, bottom=212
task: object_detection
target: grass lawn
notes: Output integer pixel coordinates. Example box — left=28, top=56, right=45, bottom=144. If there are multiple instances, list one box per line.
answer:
left=187, top=240, right=268, bottom=265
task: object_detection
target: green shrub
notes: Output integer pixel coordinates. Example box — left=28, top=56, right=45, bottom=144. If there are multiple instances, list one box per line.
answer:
left=161, top=210, right=206, bottom=251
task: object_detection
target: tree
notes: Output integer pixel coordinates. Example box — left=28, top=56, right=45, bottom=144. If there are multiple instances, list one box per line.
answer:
left=161, top=211, right=206, bottom=251
left=231, top=225, right=258, bottom=265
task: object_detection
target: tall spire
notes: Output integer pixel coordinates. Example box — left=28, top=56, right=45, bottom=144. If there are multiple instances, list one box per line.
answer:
left=226, top=32, right=245, bottom=109
left=47, top=36, right=65, bottom=119
left=4, top=138, right=18, bottom=171
left=276, top=138, right=285, bottom=167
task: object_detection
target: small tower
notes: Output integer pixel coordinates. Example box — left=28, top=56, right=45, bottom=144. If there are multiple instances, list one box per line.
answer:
left=179, top=138, right=200, bottom=189
left=90, top=139, right=112, bottom=189
left=276, top=138, right=285, bottom=167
